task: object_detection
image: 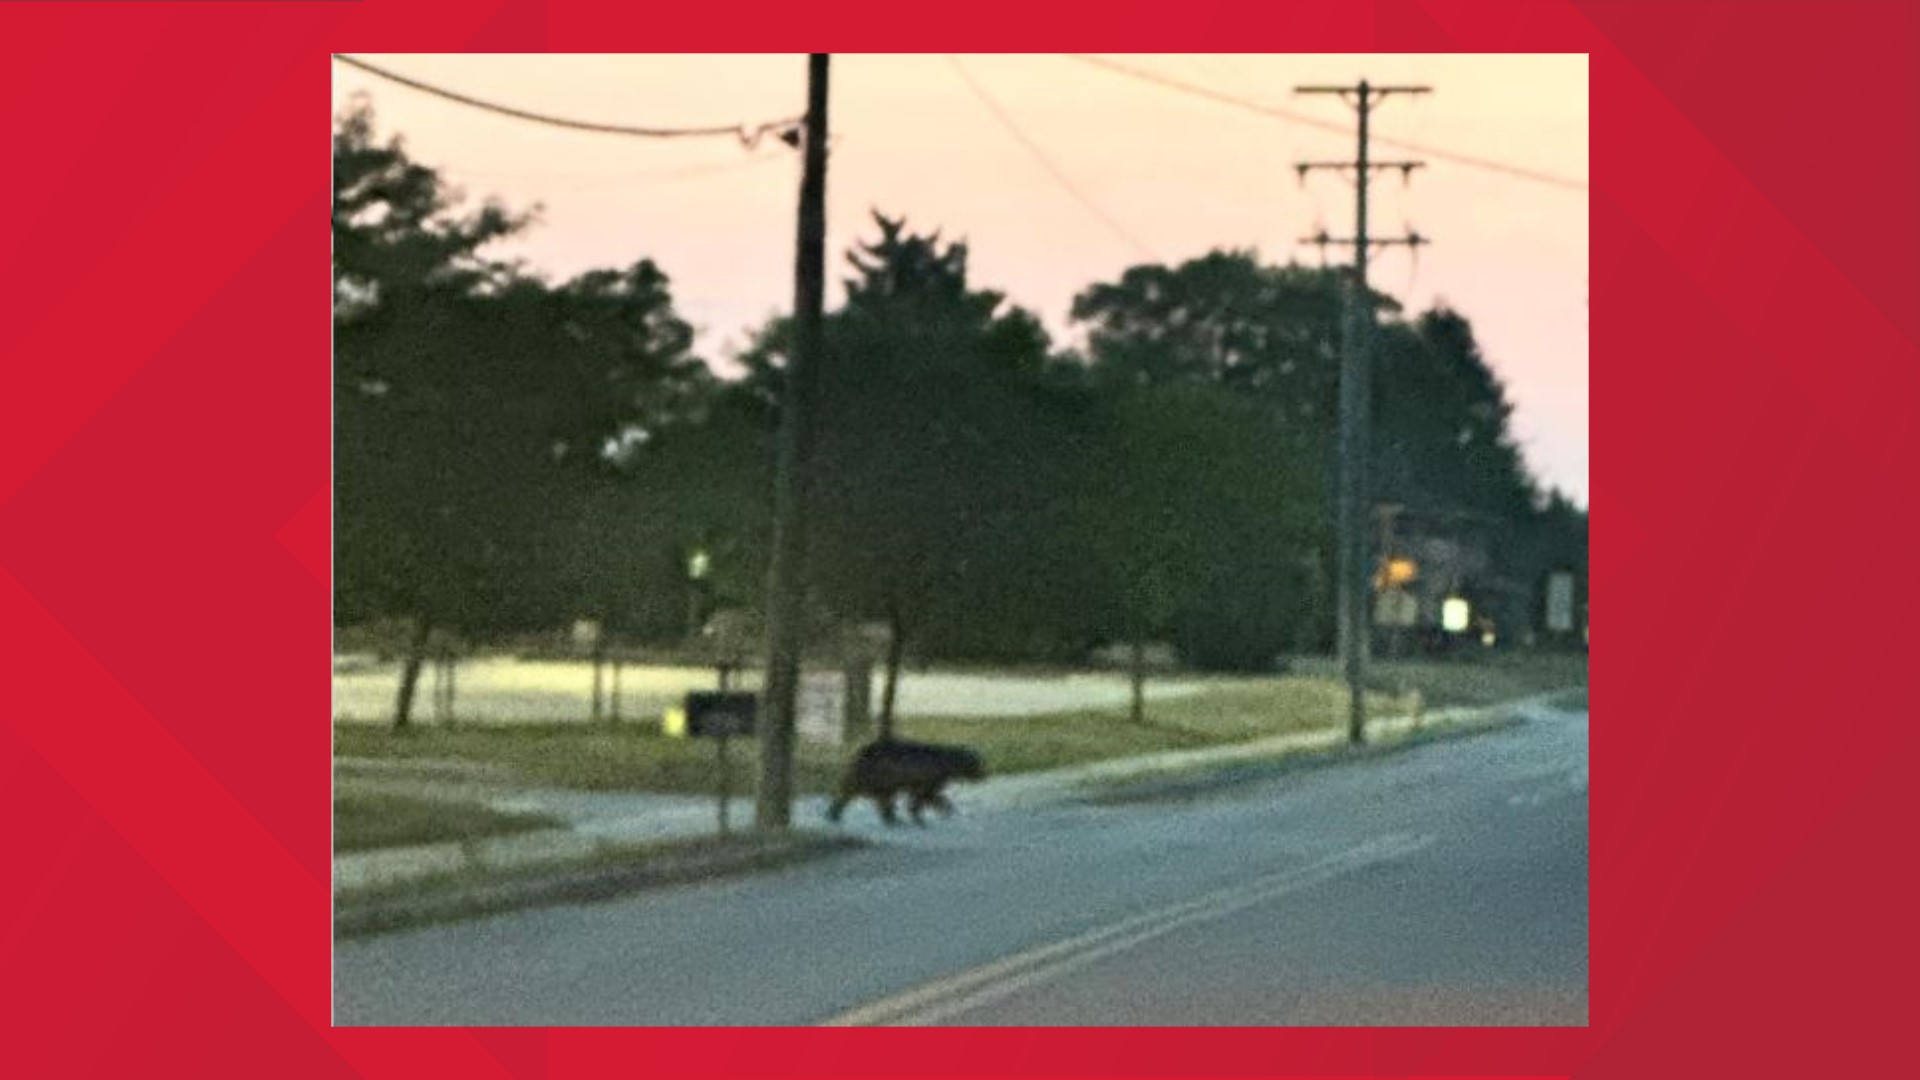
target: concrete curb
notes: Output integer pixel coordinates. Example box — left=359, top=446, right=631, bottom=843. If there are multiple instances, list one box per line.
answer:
left=968, top=698, right=1540, bottom=809
left=335, top=831, right=865, bottom=939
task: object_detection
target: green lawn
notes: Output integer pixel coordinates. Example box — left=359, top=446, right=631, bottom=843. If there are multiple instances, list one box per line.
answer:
left=333, top=675, right=1419, bottom=792
left=1550, top=688, right=1589, bottom=712
left=335, top=723, right=849, bottom=795
left=1291, top=652, right=1588, bottom=708
left=899, top=677, right=1411, bottom=775
left=333, top=791, right=563, bottom=852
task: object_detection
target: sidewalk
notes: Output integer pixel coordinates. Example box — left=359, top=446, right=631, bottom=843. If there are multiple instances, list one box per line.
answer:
left=335, top=695, right=1559, bottom=907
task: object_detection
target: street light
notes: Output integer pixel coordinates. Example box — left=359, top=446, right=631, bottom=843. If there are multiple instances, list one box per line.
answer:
left=687, top=546, right=712, bottom=638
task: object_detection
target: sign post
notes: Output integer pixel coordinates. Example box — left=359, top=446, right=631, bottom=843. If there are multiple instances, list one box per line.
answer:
left=717, top=731, right=733, bottom=835
left=1546, top=570, right=1577, bottom=636
left=1374, top=587, right=1419, bottom=658
left=685, top=691, right=757, bottom=835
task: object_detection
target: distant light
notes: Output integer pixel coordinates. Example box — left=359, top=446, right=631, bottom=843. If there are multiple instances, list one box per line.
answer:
left=688, top=549, right=712, bottom=581
left=1442, top=597, right=1471, bottom=633
left=1383, top=557, right=1418, bottom=587
left=1480, top=631, right=1496, bottom=647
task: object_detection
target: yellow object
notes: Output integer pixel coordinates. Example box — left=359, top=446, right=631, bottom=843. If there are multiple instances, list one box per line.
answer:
left=663, top=706, right=688, bottom=738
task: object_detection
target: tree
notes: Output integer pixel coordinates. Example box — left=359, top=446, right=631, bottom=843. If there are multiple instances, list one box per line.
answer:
left=1083, top=385, right=1322, bottom=706
left=334, top=101, right=707, bottom=727
left=740, top=212, right=1056, bottom=737
left=1070, top=252, right=1386, bottom=465
left=334, top=100, right=538, bottom=727
left=1070, top=253, right=1357, bottom=657
left=332, top=96, right=527, bottom=330
left=1372, top=306, right=1538, bottom=526
left=1072, top=252, right=1568, bottom=656
left=556, top=388, right=775, bottom=652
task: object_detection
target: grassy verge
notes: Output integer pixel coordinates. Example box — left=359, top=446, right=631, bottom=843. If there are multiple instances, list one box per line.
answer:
left=335, top=723, right=849, bottom=795
left=335, top=830, right=865, bottom=938
left=899, top=678, right=1413, bottom=775
left=1548, top=688, right=1589, bottom=712
left=1083, top=709, right=1527, bottom=806
left=333, top=791, right=563, bottom=852
left=335, top=676, right=1417, bottom=792
left=1291, top=652, right=1587, bottom=708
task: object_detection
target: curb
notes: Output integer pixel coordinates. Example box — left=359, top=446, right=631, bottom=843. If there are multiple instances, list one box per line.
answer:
left=334, top=831, right=865, bottom=939
left=1079, top=708, right=1530, bottom=805
left=972, top=693, right=1563, bottom=808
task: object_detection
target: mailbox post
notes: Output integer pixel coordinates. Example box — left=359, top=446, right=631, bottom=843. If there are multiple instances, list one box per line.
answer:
left=684, top=691, right=757, bottom=835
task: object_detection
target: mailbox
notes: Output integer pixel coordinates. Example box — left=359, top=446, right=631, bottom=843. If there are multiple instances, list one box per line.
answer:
left=684, top=691, right=757, bottom=738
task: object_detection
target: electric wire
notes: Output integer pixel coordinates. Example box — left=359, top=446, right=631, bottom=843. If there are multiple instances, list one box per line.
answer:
left=1062, top=54, right=1588, bottom=193
left=945, top=55, right=1162, bottom=262
left=333, top=54, right=802, bottom=147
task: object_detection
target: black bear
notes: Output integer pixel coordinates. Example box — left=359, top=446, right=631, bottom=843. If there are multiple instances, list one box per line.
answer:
left=827, top=738, right=987, bottom=826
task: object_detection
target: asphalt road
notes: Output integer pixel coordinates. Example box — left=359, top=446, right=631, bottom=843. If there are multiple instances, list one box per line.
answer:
left=334, top=705, right=1587, bottom=1026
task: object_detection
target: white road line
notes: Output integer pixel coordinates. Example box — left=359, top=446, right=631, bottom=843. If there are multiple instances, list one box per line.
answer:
left=819, top=833, right=1434, bottom=1027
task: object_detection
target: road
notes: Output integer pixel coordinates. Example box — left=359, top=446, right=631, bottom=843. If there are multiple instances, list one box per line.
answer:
left=334, top=704, right=1587, bottom=1026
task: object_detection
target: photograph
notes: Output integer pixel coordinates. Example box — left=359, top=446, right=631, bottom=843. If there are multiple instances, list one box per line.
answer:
left=9, top=0, right=1914, bottom=1075
left=330, top=52, right=1590, bottom=1027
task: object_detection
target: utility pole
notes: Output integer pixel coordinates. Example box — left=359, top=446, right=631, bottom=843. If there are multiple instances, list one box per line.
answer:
left=1295, top=79, right=1429, bottom=746
left=758, top=54, right=830, bottom=829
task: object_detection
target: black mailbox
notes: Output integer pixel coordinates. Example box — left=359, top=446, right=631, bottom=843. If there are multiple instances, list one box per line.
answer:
left=685, top=691, right=757, bottom=738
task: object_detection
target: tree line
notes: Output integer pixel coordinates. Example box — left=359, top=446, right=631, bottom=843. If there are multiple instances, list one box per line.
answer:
left=333, top=101, right=1588, bottom=730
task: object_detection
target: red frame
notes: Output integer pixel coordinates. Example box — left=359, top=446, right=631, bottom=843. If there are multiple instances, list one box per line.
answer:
left=2, top=1, right=1914, bottom=1078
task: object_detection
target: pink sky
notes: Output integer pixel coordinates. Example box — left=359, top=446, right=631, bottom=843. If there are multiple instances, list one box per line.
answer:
left=333, top=54, right=1588, bottom=504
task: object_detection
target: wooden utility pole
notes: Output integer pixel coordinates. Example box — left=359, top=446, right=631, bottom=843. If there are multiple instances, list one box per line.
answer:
left=757, top=54, right=830, bottom=829
left=1295, top=79, right=1429, bottom=745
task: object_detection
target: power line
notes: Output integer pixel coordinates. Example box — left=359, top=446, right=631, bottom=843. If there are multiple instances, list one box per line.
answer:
left=1067, top=54, right=1353, bottom=134
left=1062, top=54, right=1588, bottom=193
left=333, top=55, right=802, bottom=147
left=441, top=150, right=795, bottom=193
left=944, top=55, right=1161, bottom=263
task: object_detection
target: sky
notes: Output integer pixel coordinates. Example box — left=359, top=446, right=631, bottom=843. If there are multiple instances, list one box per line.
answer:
left=332, top=54, right=1588, bottom=505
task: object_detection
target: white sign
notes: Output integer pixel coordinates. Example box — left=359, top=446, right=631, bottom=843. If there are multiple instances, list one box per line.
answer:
left=1441, top=597, right=1472, bottom=633
left=1546, top=572, right=1576, bottom=633
left=797, top=671, right=846, bottom=745
left=1375, top=588, right=1419, bottom=629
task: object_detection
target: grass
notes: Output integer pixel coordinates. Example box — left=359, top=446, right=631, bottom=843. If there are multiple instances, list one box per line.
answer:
left=1549, top=688, right=1589, bottom=712
left=339, top=829, right=834, bottom=904
left=1291, top=652, right=1588, bottom=708
left=333, top=791, right=563, bottom=852
left=333, top=656, right=1585, bottom=794
left=335, top=830, right=866, bottom=937
left=899, top=677, right=1413, bottom=776
left=335, top=723, right=849, bottom=795
left=333, top=675, right=1420, bottom=792
left=1084, top=709, right=1528, bottom=805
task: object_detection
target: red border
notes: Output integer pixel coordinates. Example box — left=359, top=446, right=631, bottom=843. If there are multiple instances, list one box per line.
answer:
left=3, top=1, right=1915, bottom=1078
